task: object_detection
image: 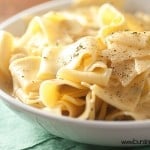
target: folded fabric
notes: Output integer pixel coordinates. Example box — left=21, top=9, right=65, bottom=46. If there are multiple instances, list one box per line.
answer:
left=0, top=100, right=149, bottom=150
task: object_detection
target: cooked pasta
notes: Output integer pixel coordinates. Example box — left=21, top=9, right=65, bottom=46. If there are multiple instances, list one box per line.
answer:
left=0, top=0, right=150, bottom=121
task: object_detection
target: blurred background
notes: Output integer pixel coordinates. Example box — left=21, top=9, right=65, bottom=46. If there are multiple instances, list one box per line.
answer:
left=0, top=0, right=49, bottom=22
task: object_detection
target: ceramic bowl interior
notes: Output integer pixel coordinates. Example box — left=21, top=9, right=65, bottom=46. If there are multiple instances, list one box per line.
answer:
left=0, top=0, right=150, bottom=146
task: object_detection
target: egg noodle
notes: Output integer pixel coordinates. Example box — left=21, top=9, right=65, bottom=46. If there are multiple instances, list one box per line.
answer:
left=0, top=0, right=150, bottom=121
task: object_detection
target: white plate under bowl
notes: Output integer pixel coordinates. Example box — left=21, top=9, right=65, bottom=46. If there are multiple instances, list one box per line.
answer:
left=0, top=0, right=150, bottom=146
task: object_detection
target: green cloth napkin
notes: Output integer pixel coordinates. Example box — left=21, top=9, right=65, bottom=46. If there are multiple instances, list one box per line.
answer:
left=0, top=100, right=149, bottom=150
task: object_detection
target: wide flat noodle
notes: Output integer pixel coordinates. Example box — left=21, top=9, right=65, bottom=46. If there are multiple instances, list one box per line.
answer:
left=17, top=16, right=49, bottom=56
left=102, top=31, right=150, bottom=62
left=13, top=88, right=43, bottom=108
left=135, top=73, right=150, bottom=118
left=9, top=56, right=41, bottom=93
left=85, top=61, right=107, bottom=71
left=37, top=46, right=62, bottom=80
left=134, top=93, right=150, bottom=119
left=42, top=11, right=88, bottom=45
left=57, top=36, right=101, bottom=70
left=135, top=56, right=150, bottom=74
left=37, top=36, right=101, bottom=80
left=92, top=72, right=146, bottom=111
left=111, top=59, right=140, bottom=86
left=57, top=68, right=112, bottom=86
left=39, top=79, right=87, bottom=108
left=106, top=31, right=150, bottom=48
left=125, top=13, right=145, bottom=32
left=0, top=31, right=14, bottom=78
left=135, top=12, right=150, bottom=31
left=98, top=3, right=127, bottom=39
left=102, top=31, right=150, bottom=87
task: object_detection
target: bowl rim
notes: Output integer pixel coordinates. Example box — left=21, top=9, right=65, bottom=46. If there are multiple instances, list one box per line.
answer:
left=0, top=0, right=150, bottom=128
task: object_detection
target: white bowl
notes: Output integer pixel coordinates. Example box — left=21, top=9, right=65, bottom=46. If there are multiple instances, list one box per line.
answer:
left=0, top=0, right=150, bottom=146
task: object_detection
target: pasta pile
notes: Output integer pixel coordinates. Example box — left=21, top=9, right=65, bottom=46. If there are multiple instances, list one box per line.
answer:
left=0, top=0, right=150, bottom=121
